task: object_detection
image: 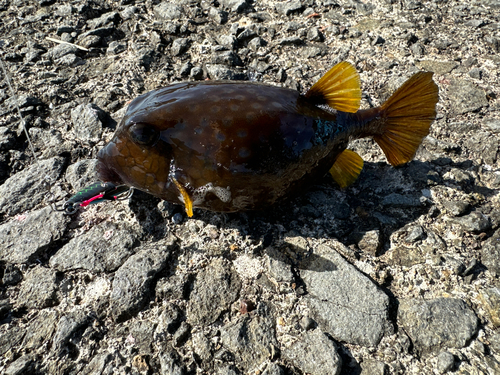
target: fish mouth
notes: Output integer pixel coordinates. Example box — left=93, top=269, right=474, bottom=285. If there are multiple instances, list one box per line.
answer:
left=96, top=146, right=125, bottom=186
left=96, top=160, right=124, bottom=185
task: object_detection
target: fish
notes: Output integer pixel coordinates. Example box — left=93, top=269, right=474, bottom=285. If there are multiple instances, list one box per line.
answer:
left=96, top=62, right=439, bottom=217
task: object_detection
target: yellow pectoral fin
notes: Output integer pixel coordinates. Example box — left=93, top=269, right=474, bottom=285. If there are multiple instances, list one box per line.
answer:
left=172, top=177, right=194, bottom=217
left=329, top=149, right=364, bottom=189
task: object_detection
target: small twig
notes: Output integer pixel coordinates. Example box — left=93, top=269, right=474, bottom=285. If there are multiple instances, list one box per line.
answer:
left=46, top=36, right=89, bottom=52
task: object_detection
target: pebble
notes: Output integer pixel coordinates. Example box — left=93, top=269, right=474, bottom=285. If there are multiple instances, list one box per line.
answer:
left=300, top=244, right=390, bottom=347
left=478, top=287, right=500, bottom=327
left=186, top=258, right=241, bottom=325
left=17, top=266, right=57, bottom=309
left=71, top=103, right=105, bottom=143
left=481, top=229, right=500, bottom=276
left=398, top=298, right=478, bottom=354
left=49, top=221, right=138, bottom=273
left=448, top=80, right=489, bottom=114
left=0, top=206, right=69, bottom=263
left=282, top=328, right=342, bottom=375
left=110, top=238, right=175, bottom=321
left=436, top=351, right=455, bottom=373
left=220, top=303, right=278, bottom=372
left=0, top=157, right=65, bottom=216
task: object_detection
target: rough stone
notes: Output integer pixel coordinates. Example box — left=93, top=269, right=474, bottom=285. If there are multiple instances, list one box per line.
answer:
left=360, top=359, right=388, bottom=375
left=154, top=2, right=183, bottom=20
left=4, top=354, right=34, bottom=375
left=49, top=221, right=137, bottom=273
left=17, top=266, right=58, bottom=309
left=436, top=351, right=455, bottom=373
left=482, top=229, right=500, bottom=276
left=0, top=157, right=65, bottom=216
left=299, top=244, right=390, bottom=347
left=71, top=103, right=105, bottom=143
left=220, top=304, right=279, bottom=372
left=22, top=309, right=58, bottom=349
left=52, top=309, right=89, bottom=354
left=447, top=211, right=491, bottom=233
left=187, top=258, right=241, bottom=325
left=281, top=328, right=342, bottom=375
left=0, top=206, right=69, bottom=263
left=398, top=298, right=478, bottom=354
left=110, top=238, right=175, bottom=321
left=448, top=80, right=489, bottom=114
left=478, top=287, right=500, bottom=327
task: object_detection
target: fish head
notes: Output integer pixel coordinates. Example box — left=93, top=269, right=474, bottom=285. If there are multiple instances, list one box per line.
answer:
left=96, top=116, right=173, bottom=196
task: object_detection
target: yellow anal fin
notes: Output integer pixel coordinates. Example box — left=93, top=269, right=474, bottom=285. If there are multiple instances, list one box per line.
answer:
left=374, top=72, right=439, bottom=166
left=172, top=177, right=193, bottom=217
left=329, top=149, right=364, bottom=189
left=305, top=61, right=361, bottom=113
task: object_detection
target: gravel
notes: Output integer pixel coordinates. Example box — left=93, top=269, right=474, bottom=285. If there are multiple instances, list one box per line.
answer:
left=0, top=0, right=499, bottom=374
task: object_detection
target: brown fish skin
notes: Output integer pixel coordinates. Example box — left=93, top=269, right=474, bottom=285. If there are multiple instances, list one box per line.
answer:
left=96, top=64, right=438, bottom=214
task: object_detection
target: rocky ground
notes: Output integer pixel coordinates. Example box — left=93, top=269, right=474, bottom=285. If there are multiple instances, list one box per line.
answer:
left=0, top=0, right=499, bottom=374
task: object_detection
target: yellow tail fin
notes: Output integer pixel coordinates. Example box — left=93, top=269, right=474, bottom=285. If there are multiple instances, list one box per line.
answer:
left=374, top=72, right=439, bottom=166
left=305, top=61, right=362, bottom=113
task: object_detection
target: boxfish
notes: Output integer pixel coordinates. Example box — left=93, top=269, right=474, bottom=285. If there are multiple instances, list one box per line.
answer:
left=96, top=62, right=439, bottom=217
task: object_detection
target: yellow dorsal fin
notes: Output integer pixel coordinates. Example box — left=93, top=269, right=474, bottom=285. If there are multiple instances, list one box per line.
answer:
left=374, top=72, right=439, bottom=166
left=171, top=177, right=194, bottom=217
left=305, top=61, right=361, bottom=113
left=329, top=149, right=364, bottom=188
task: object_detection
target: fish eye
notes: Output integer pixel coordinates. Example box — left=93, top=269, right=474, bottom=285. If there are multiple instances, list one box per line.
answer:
left=129, top=123, right=159, bottom=146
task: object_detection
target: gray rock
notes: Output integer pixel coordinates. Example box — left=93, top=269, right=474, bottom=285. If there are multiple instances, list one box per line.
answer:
left=447, top=211, right=491, bottom=232
left=281, top=328, right=341, bottom=375
left=0, top=126, right=16, bottom=151
left=206, top=64, right=238, bottom=80
left=107, top=41, right=127, bottom=55
left=354, top=229, right=382, bottom=255
left=276, top=0, right=303, bottom=15
left=79, top=353, right=115, bottom=375
left=307, top=27, right=324, bottom=42
left=478, top=287, right=500, bottom=327
left=0, top=206, right=69, bottom=263
left=17, top=266, right=57, bottom=309
left=416, top=60, right=458, bottom=75
left=71, top=103, right=105, bottom=143
left=436, top=351, right=455, bottom=373
left=4, top=354, right=34, bottom=375
left=213, top=51, right=243, bottom=66
left=45, top=43, right=79, bottom=60
left=299, top=244, right=390, bottom=347
left=87, top=11, right=119, bottom=29
left=481, top=229, right=500, bottom=275
left=398, top=298, right=478, bottom=354
left=28, top=128, right=65, bottom=157
left=49, top=221, right=137, bottom=273
left=219, top=0, right=248, bottom=13
left=154, top=2, right=183, bottom=20
left=187, top=258, right=241, bottom=325
left=448, top=80, right=488, bottom=114
left=0, top=299, right=12, bottom=320
left=220, top=304, right=278, bottom=371
left=0, top=326, right=24, bottom=356
left=262, top=363, right=284, bottom=375
left=160, top=348, right=186, bottom=375
left=52, top=309, right=89, bottom=354
left=2, top=265, right=22, bottom=286
left=443, top=201, right=470, bottom=216
left=22, top=308, right=58, bottom=349
left=156, top=303, right=183, bottom=336
left=209, top=7, right=228, bottom=24
left=0, top=157, right=65, bottom=216
left=263, top=247, right=294, bottom=284
left=64, top=159, right=99, bottom=192
left=171, top=38, right=190, bottom=56
left=360, top=359, right=388, bottom=375
left=484, top=118, right=500, bottom=133
left=110, top=238, right=175, bottom=321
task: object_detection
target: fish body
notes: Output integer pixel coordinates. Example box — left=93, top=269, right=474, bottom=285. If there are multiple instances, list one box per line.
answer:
left=97, top=62, right=439, bottom=216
